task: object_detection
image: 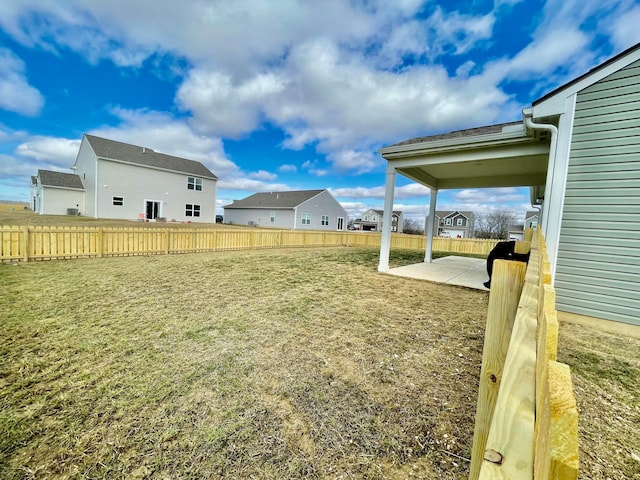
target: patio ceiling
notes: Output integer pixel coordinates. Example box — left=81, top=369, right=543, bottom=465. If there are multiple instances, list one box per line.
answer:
left=378, top=123, right=551, bottom=190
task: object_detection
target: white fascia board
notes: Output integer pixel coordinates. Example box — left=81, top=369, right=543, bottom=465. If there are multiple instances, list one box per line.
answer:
left=383, top=141, right=549, bottom=170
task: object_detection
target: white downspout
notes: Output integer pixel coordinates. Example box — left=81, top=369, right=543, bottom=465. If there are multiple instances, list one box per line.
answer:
left=523, top=109, right=558, bottom=237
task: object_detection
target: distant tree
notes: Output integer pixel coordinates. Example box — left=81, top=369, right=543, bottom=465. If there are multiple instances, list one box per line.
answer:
left=475, top=209, right=518, bottom=239
left=403, top=218, right=424, bottom=235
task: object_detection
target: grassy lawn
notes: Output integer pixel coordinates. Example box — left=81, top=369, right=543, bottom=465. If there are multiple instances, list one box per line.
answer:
left=1, top=247, right=639, bottom=479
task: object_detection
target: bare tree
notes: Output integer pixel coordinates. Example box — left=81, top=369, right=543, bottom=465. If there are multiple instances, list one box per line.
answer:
left=475, top=209, right=518, bottom=239
left=403, top=218, right=424, bottom=235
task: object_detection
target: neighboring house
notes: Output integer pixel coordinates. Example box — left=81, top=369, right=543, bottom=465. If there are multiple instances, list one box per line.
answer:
left=377, top=42, right=640, bottom=326
left=507, top=211, right=539, bottom=240
left=223, top=189, right=348, bottom=231
left=32, top=134, right=217, bottom=222
left=31, top=170, right=84, bottom=215
left=426, top=210, right=475, bottom=238
left=507, top=224, right=525, bottom=241
left=524, top=210, right=539, bottom=230
left=354, top=209, right=404, bottom=232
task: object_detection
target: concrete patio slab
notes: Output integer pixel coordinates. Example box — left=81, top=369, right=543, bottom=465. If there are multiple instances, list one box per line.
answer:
left=386, top=256, right=489, bottom=291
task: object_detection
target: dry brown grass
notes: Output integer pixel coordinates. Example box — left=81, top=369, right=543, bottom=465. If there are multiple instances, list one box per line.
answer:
left=1, top=247, right=638, bottom=479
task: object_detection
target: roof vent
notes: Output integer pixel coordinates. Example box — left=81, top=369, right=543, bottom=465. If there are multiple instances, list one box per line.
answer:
left=142, top=147, right=146, bottom=154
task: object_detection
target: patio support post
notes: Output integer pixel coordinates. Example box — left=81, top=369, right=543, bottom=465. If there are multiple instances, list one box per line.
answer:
left=378, top=166, right=396, bottom=272
left=424, top=188, right=438, bottom=263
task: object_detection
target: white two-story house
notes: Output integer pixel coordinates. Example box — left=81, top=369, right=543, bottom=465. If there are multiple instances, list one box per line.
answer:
left=354, top=209, right=404, bottom=232
left=31, top=134, right=218, bottom=223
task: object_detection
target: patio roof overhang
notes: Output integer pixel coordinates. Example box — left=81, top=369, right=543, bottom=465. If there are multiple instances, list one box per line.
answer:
left=377, top=124, right=551, bottom=190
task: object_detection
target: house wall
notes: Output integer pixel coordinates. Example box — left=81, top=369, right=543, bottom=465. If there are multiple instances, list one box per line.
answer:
left=224, top=208, right=296, bottom=228
left=73, top=138, right=98, bottom=217
left=296, top=190, right=348, bottom=231
left=97, top=160, right=216, bottom=222
left=40, top=187, right=84, bottom=215
left=555, top=59, right=640, bottom=326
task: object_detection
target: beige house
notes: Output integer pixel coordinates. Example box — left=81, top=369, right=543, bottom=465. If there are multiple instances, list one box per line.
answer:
left=31, top=134, right=217, bottom=222
left=377, top=43, right=640, bottom=326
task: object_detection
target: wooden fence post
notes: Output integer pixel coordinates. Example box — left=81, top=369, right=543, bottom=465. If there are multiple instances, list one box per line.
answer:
left=469, top=259, right=527, bottom=480
left=97, top=228, right=104, bottom=258
left=23, top=226, right=29, bottom=262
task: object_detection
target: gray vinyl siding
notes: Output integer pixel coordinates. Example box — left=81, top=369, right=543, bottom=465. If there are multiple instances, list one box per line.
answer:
left=555, top=59, right=640, bottom=325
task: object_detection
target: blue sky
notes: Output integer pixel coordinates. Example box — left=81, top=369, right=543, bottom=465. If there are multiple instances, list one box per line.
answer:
left=1, top=0, right=639, bottom=221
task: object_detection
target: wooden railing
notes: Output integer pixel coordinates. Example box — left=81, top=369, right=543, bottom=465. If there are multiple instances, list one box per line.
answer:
left=0, top=226, right=498, bottom=262
left=469, top=229, right=579, bottom=479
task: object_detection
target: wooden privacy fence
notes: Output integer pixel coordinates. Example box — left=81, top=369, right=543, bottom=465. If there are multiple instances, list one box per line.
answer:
left=469, top=229, right=579, bottom=480
left=0, top=226, right=497, bottom=262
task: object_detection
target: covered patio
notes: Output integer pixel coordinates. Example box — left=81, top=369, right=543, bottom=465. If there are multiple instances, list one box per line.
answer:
left=377, top=113, right=554, bottom=282
left=387, top=255, right=490, bottom=290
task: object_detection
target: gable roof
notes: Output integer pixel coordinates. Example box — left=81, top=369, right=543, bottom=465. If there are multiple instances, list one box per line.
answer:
left=38, top=169, right=84, bottom=190
left=224, top=189, right=326, bottom=209
left=84, top=134, right=217, bottom=179
left=435, top=210, right=474, bottom=219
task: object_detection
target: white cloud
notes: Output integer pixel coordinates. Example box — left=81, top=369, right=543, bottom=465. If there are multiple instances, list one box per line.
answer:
left=248, top=170, right=277, bottom=181
left=16, top=137, right=80, bottom=165
left=0, top=48, right=44, bottom=116
left=278, top=164, right=297, bottom=173
left=330, top=183, right=432, bottom=200
left=609, top=4, right=640, bottom=50
left=177, top=71, right=286, bottom=137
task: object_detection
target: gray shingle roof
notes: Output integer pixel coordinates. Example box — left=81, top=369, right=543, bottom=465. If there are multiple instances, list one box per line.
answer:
left=84, top=134, right=217, bottom=179
left=224, top=190, right=326, bottom=209
left=38, top=169, right=84, bottom=189
left=389, top=121, right=522, bottom=147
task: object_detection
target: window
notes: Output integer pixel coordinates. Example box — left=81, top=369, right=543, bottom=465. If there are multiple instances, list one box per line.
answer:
left=321, top=215, right=329, bottom=226
left=301, top=213, right=311, bottom=225
left=364, top=215, right=369, bottom=221
left=445, top=218, right=453, bottom=225
left=112, top=196, right=123, bottom=206
left=187, top=176, right=203, bottom=191
left=186, top=204, right=201, bottom=217
left=372, top=215, right=378, bottom=222
left=270, top=211, right=275, bottom=223
left=457, top=218, right=463, bottom=226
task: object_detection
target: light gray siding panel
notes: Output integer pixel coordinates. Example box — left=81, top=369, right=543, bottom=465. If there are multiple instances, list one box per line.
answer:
left=577, top=83, right=640, bottom=103
left=574, top=96, right=640, bottom=114
left=570, top=143, right=640, bottom=158
left=564, top=186, right=640, bottom=198
left=556, top=256, right=638, bottom=275
left=572, top=118, right=640, bottom=135
left=567, top=156, right=639, bottom=172
left=556, top=265, right=638, bottom=285
left=573, top=107, right=640, bottom=126
left=569, top=135, right=640, bottom=151
left=556, top=62, right=640, bottom=325
left=559, top=234, right=637, bottom=249
left=560, top=219, right=639, bottom=231
left=562, top=203, right=640, bottom=215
